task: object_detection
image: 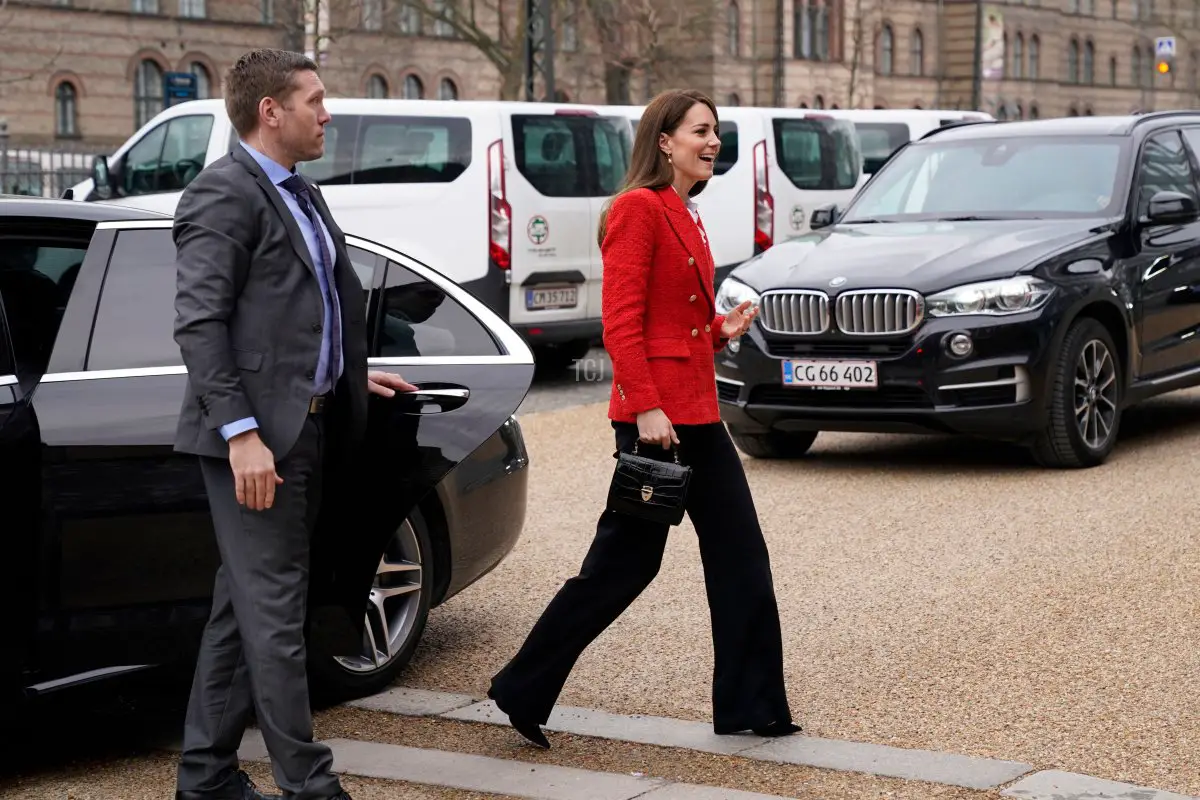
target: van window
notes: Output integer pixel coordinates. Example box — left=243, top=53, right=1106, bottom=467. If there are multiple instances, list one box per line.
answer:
left=298, top=115, right=472, bottom=185
left=119, top=114, right=214, bottom=196
left=511, top=114, right=632, bottom=197
left=715, top=121, right=738, bottom=176
left=854, top=122, right=910, bottom=174
left=772, top=117, right=861, bottom=191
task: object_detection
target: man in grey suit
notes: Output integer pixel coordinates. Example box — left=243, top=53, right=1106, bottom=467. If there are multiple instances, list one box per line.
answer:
left=172, top=49, right=414, bottom=800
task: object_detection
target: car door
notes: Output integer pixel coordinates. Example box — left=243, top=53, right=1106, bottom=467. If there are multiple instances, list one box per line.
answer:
left=310, top=236, right=535, bottom=642
left=1132, top=129, right=1200, bottom=378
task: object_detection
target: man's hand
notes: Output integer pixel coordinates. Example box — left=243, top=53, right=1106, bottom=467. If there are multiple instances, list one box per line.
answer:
left=720, top=300, right=759, bottom=339
left=228, top=430, right=282, bottom=511
left=368, top=370, right=418, bottom=397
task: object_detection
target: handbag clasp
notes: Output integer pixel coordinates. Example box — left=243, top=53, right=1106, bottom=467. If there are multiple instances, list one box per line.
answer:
left=641, top=485, right=653, bottom=501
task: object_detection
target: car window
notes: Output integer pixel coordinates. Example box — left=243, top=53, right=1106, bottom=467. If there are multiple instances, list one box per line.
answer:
left=0, top=240, right=88, bottom=375
left=89, top=229, right=378, bottom=371
left=854, top=121, right=910, bottom=174
left=376, top=260, right=501, bottom=358
left=120, top=115, right=214, bottom=196
left=1137, top=131, right=1198, bottom=219
left=714, top=120, right=739, bottom=176
left=511, top=113, right=633, bottom=197
left=298, top=115, right=473, bottom=185
left=0, top=293, right=15, bottom=378
left=844, top=136, right=1127, bottom=221
left=772, top=116, right=861, bottom=191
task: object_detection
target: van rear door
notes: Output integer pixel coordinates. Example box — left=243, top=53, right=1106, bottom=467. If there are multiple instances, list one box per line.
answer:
left=505, top=109, right=632, bottom=350
left=768, top=113, right=862, bottom=238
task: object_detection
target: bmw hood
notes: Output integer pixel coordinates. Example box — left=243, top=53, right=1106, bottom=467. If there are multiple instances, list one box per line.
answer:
left=730, top=219, right=1111, bottom=295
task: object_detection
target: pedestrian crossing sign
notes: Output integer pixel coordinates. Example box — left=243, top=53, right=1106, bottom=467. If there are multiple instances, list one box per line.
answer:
left=1156, top=36, right=1176, bottom=58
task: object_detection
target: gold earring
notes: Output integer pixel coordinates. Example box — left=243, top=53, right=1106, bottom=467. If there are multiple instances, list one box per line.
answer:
left=667, top=152, right=673, bottom=164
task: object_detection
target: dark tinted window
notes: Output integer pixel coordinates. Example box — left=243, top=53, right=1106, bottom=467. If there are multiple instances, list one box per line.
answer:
left=299, top=115, right=472, bottom=185
left=0, top=240, right=87, bottom=374
left=714, top=121, right=739, bottom=176
left=1139, top=131, right=1198, bottom=218
left=772, top=117, right=861, bottom=191
left=0, top=295, right=14, bottom=377
left=88, top=229, right=180, bottom=370
left=512, top=114, right=632, bottom=197
left=854, top=121, right=910, bottom=174
left=119, top=114, right=213, bottom=196
left=377, top=260, right=501, bottom=357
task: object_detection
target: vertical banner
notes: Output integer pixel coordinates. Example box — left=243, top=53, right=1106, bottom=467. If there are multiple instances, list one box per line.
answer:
left=980, top=6, right=1005, bottom=80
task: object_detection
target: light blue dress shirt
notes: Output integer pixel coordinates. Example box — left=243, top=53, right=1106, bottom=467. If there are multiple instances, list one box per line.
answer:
left=219, top=141, right=343, bottom=442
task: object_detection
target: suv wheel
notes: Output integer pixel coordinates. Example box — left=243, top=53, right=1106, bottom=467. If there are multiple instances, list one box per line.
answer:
left=729, top=427, right=819, bottom=459
left=308, top=512, right=433, bottom=701
left=1032, top=317, right=1122, bottom=468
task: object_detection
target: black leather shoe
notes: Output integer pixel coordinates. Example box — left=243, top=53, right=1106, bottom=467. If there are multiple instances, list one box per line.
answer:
left=487, top=688, right=550, bottom=749
left=175, top=770, right=281, bottom=800
left=234, top=770, right=282, bottom=800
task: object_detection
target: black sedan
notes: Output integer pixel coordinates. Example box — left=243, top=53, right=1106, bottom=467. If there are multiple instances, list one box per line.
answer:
left=714, top=111, right=1200, bottom=468
left=0, top=196, right=532, bottom=708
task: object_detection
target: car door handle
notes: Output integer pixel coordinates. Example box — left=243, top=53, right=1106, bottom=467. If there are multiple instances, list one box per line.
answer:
left=410, top=388, right=470, bottom=401
left=398, top=386, right=470, bottom=414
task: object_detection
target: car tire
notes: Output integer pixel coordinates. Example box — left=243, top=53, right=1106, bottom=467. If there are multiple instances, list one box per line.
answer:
left=1031, top=317, right=1122, bottom=469
left=729, top=427, right=819, bottom=459
left=307, top=510, right=434, bottom=703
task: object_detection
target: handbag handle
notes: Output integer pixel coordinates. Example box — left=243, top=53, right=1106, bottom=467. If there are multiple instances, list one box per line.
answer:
left=632, top=439, right=681, bottom=464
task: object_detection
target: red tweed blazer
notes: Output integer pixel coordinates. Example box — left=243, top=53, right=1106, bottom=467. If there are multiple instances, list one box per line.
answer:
left=601, top=186, right=728, bottom=426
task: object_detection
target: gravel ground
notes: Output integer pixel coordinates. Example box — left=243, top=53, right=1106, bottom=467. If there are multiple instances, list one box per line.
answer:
left=398, top=390, right=1200, bottom=797
left=315, top=708, right=986, bottom=800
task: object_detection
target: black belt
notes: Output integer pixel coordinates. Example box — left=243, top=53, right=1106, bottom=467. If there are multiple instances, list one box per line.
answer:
left=308, top=394, right=331, bottom=414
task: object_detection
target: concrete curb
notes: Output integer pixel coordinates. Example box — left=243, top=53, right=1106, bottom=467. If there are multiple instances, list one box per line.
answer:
left=345, top=687, right=1199, bottom=799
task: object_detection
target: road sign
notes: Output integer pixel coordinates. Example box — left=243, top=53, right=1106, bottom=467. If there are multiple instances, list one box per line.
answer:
left=1156, top=36, right=1176, bottom=57
left=163, top=72, right=197, bottom=107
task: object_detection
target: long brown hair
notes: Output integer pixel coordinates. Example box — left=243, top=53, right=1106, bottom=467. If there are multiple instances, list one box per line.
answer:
left=596, top=89, right=719, bottom=247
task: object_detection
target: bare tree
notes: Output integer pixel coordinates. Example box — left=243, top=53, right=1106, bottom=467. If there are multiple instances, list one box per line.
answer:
left=845, top=0, right=871, bottom=107
left=0, top=0, right=65, bottom=85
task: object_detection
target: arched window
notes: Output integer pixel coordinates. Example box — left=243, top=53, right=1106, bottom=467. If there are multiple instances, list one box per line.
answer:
left=367, top=74, right=388, bottom=98
left=1029, top=35, right=1040, bottom=78
left=1068, top=38, right=1080, bottom=83
left=438, top=77, right=458, bottom=100
left=134, top=59, right=163, bottom=128
left=814, top=93, right=825, bottom=108
left=727, top=1, right=740, bottom=57
left=1083, top=40, right=1095, bottom=84
left=910, top=29, right=924, bottom=76
left=55, top=81, right=77, bottom=137
left=1013, top=34, right=1024, bottom=79
left=190, top=62, right=211, bottom=99
left=879, top=24, right=894, bottom=75
left=727, top=92, right=741, bottom=106
left=403, top=74, right=424, bottom=99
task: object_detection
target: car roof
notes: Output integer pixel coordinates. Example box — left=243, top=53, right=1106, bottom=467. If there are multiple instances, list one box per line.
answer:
left=0, top=195, right=170, bottom=223
left=925, top=112, right=1200, bottom=142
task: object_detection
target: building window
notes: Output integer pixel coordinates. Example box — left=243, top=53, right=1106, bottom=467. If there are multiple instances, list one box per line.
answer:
left=55, top=81, right=77, bottom=137
left=814, top=93, right=825, bottom=108
left=432, top=0, right=454, bottom=37
left=190, top=62, right=211, bottom=99
left=362, top=0, right=382, bottom=29
left=1013, top=33, right=1024, bottom=78
left=910, top=29, right=924, bottom=76
left=1030, top=103, right=1039, bottom=118
left=561, top=16, right=578, bottom=52
left=439, top=77, right=459, bottom=99
left=367, top=74, right=388, bottom=97
left=1132, top=45, right=1142, bottom=86
left=178, top=0, right=205, bottom=18
left=403, top=74, right=424, bottom=99
left=1029, top=35, right=1040, bottom=78
left=1068, top=104, right=1079, bottom=116
left=261, top=0, right=273, bottom=23
left=131, top=0, right=158, bottom=12
left=398, top=2, right=421, bottom=34
left=794, top=0, right=830, bottom=61
left=727, top=92, right=741, bottom=105
left=1068, top=38, right=1079, bottom=83
left=727, top=1, right=740, bottom=57
left=879, top=24, right=894, bottom=75
left=1083, top=40, right=1094, bottom=84
left=134, top=59, right=163, bottom=129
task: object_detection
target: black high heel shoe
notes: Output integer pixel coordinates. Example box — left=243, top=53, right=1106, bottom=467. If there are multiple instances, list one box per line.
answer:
left=487, top=688, right=550, bottom=749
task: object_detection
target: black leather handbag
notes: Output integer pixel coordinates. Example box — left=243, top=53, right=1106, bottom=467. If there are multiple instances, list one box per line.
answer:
left=607, top=441, right=693, bottom=526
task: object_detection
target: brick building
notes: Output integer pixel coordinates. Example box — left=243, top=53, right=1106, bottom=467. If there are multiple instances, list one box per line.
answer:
left=3, top=0, right=1200, bottom=148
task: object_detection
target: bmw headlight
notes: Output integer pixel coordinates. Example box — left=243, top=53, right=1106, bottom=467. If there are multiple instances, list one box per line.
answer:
left=925, top=276, right=1054, bottom=317
left=715, top=276, right=761, bottom=315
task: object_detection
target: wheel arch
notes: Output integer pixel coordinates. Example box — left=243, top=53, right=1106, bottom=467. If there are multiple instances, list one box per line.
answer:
left=1059, top=295, right=1133, bottom=389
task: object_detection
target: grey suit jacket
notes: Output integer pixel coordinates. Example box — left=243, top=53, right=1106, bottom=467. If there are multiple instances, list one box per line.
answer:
left=172, top=145, right=369, bottom=460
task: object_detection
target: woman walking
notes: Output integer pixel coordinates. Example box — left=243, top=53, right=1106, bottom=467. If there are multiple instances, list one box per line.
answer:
left=487, top=89, right=799, bottom=748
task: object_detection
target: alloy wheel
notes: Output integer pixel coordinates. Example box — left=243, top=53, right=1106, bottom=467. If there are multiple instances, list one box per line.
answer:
left=1074, top=339, right=1118, bottom=450
left=333, top=520, right=424, bottom=673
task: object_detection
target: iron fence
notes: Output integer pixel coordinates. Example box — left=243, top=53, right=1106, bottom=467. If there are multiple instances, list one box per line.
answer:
left=0, top=139, right=106, bottom=200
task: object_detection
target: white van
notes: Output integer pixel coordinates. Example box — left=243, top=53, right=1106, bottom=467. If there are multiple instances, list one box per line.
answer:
left=827, top=109, right=994, bottom=178
left=611, top=104, right=862, bottom=287
left=68, top=98, right=634, bottom=366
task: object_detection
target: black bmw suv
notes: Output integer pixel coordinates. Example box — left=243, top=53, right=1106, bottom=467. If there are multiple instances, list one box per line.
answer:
left=714, top=111, right=1200, bottom=468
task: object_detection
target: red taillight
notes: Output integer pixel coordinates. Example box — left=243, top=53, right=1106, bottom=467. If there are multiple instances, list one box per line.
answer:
left=487, top=139, right=511, bottom=270
left=753, top=139, right=773, bottom=254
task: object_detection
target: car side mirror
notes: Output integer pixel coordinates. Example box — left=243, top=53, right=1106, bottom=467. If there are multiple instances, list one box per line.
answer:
left=810, top=204, right=839, bottom=230
left=1145, top=190, right=1199, bottom=226
left=92, top=155, right=113, bottom=200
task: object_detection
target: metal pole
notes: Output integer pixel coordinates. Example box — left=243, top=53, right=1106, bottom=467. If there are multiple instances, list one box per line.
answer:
left=971, top=0, right=983, bottom=111
left=773, top=0, right=784, bottom=106
left=523, top=0, right=555, bottom=101
left=0, top=118, right=8, bottom=197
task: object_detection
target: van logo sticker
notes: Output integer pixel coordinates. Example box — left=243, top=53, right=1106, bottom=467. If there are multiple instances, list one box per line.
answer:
left=527, top=215, right=550, bottom=245
left=790, top=205, right=805, bottom=230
